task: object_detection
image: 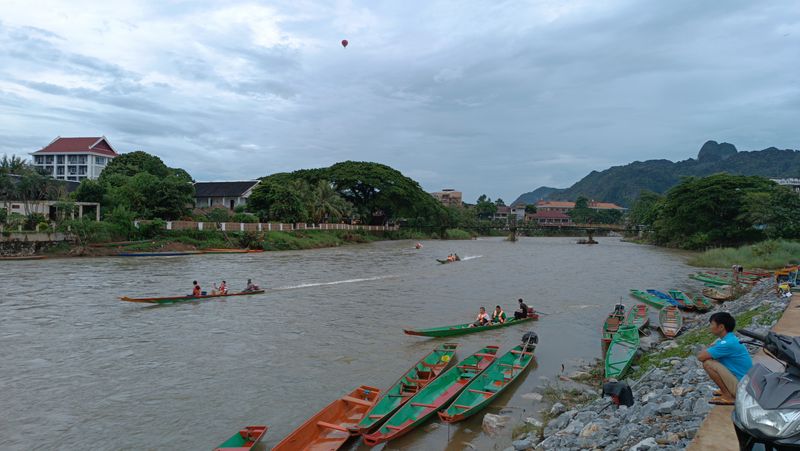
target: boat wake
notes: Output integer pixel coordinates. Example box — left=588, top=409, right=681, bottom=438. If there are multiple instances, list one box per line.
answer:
left=461, top=255, right=482, bottom=261
left=276, top=275, right=396, bottom=290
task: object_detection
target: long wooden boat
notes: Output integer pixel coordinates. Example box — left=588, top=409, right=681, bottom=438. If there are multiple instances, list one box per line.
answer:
left=116, top=251, right=202, bottom=257
left=214, top=425, right=268, bottom=451
left=702, top=286, right=733, bottom=301
left=202, top=249, right=265, bottom=254
left=666, top=290, right=696, bottom=311
left=604, top=325, right=639, bottom=379
left=624, top=304, right=650, bottom=333
left=355, top=343, right=458, bottom=434
left=362, top=346, right=499, bottom=446
left=404, top=315, right=538, bottom=338
left=439, top=344, right=535, bottom=423
left=692, top=294, right=714, bottom=311
left=436, top=258, right=459, bottom=264
left=659, top=306, right=683, bottom=339
left=119, top=290, right=265, bottom=304
left=272, top=385, right=380, bottom=451
left=629, top=289, right=668, bottom=309
left=646, top=290, right=681, bottom=308
left=0, top=255, right=46, bottom=261
left=601, top=312, right=625, bottom=356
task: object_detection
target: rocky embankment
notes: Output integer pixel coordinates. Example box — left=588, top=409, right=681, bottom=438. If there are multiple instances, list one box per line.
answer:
left=503, top=280, right=788, bottom=451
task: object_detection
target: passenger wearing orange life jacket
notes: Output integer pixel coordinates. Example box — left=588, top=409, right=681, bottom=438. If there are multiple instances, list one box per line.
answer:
left=218, top=280, right=228, bottom=295
left=192, top=280, right=202, bottom=296
left=470, top=306, right=491, bottom=327
left=492, top=305, right=506, bottom=324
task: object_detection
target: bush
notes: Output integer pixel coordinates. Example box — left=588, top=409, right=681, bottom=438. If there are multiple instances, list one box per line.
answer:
left=0, top=207, right=7, bottom=225
left=206, top=207, right=231, bottom=223
left=232, top=212, right=259, bottom=223
left=137, top=219, right=166, bottom=239
left=25, top=213, right=47, bottom=231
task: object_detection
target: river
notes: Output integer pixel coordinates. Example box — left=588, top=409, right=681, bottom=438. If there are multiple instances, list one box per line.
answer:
left=0, top=237, right=696, bottom=450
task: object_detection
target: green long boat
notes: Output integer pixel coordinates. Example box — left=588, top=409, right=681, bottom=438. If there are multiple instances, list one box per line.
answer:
left=624, top=304, right=650, bottom=332
left=361, top=346, right=499, bottom=446
left=438, top=344, right=535, bottom=423
left=119, top=290, right=265, bottom=304
left=666, top=290, right=696, bottom=310
left=689, top=273, right=731, bottom=286
left=354, top=343, right=458, bottom=434
left=604, top=325, right=639, bottom=379
left=629, top=289, right=668, bottom=309
left=404, top=315, right=538, bottom=337
left=693, top=294, right=714, bottom=312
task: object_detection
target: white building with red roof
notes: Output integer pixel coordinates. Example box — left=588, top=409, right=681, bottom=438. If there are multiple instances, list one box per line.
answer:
left=30, top=136, right=119, bottom=181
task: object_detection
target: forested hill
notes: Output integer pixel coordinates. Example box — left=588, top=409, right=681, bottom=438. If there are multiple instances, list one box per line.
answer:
left=516, top=141, right=800, bottom=207
left=512, top=186, right=561, bottom=205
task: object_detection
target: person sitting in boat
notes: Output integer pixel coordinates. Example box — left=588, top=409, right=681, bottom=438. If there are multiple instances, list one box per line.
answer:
left=514, top=298, right=529, bottom=319
left=447, top=254, right=455, bottom=262
left=244, top=279, right=261, bottom=292
left=491, top=305, right=506, bottom=324
left=192, top=280, right=201, bottom=296
left=415, top=242, right=423, bottom=249
left=469, top=307, right=491, bottom=327
left=454, top=253, right=461, bottom=261
left=218, top=280, right=228, bottom=295
left=613, top=302, right=625, bottom=317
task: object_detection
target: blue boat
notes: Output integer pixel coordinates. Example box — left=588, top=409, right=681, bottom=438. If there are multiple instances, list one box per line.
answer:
left=646, top=289, right=681, bottom=308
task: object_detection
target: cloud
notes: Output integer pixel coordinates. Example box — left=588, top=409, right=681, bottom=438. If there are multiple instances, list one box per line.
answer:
left=0, top=0, right=798, bottom=203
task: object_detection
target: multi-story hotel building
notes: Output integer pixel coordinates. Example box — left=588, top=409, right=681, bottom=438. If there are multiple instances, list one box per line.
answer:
left=30, top=136, right=119, bottom=181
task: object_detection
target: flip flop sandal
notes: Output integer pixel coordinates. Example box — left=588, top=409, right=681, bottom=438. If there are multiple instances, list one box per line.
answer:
left=709, top=397, right=735, bottom=406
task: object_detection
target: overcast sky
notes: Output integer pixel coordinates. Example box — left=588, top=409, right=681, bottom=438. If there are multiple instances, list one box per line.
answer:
left=1, top=0, right=798, bottom=202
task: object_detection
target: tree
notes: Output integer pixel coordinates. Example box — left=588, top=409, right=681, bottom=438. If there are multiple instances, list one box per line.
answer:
left=744, top=186, right=800, bottom=239
left=310, top=180, right=351, bottom=223
left=627, top=191, right=663, bottom=228
left=99, top=151, right=172, bottom=182
left=652, top=173, right=775, bottom=248
left=0, top=154, right=27, bottom=175
left=524, top=204, right=537, bottom=214
left=569, top=196, right=594, bottom=224
left=495, top=198, right=505, bottom=206
left=74, top=179, right=105, bottom=204
left=475, top=194, right=497, bottom=219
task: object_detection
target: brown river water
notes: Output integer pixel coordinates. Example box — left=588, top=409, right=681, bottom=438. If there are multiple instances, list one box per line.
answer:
left=0, top=237, right=697, bottom=450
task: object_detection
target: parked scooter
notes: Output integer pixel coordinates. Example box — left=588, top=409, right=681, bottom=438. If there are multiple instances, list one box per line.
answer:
left=732, top=328, right=800, bottom=450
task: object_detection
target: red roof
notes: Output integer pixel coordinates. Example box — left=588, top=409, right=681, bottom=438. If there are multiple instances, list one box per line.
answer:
left=531, top=210, right=571, bottom=219
left=32, top=137, right=119, bottom=157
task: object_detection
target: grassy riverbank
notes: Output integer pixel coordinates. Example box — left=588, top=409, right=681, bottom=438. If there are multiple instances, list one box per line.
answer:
left=688, top=239, right=800, bottom=269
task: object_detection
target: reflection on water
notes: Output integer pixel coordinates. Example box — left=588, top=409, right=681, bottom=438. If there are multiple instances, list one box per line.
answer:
left=0, top=237, right=694, bottom=450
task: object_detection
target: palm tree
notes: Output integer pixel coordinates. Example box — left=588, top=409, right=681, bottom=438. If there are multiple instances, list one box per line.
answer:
left=0, top=154, right=28, bottom=175
left=310, top=180, right=349, bottom=223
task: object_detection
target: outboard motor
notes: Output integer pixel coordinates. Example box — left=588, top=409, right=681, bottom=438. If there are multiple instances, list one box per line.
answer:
left=521, top=331, right=538, bottom=352
left=733, top=328, right=800, bottom=450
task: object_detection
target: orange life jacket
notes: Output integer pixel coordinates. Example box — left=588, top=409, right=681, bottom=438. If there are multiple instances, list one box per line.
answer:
left=493, top=310, right=505, bottom=321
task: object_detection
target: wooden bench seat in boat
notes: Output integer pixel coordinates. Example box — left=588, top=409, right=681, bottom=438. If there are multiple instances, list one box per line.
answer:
left=341, top=396, right=372, bottom=407
left=317, top=421, right=349, bottom=432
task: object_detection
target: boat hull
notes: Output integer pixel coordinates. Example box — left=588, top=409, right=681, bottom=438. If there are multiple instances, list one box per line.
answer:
left=629, top=289, right=667, bottom=309
left=120, top=290, right=265, bottom=304
left=404, top=316, right=538, bottom=338
left=214, top=425, right=268, bottom=451
left=658, top=306, right=683, bottom=338
left=605, top=325, right=639, bottom=379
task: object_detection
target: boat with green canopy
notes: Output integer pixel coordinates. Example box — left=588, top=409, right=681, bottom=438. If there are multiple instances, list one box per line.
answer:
left=213, top=425, right=268, bottom=451
left=624, top=304, right=650, bottom=333
left=629, top=289, right=668, bottom=309
left=354, top=343, right=458, bottom=434
left=439, top=337, right=536, bottom=423
left=404, top=315, right=538, bottom=338
left=604, top=325, right=640, bottom=379
left=361, top=346, right=499, bottom=446
left=666, top=290, right=696, bottom=311
left=120, top=290, right=265, bottom=304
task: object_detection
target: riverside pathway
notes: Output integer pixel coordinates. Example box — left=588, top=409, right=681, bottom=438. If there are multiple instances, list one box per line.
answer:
left=688, top=293, right=800, bottom=450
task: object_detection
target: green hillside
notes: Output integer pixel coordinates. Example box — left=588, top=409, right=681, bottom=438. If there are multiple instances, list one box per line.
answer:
left=518, top=141, right=800, bottom=207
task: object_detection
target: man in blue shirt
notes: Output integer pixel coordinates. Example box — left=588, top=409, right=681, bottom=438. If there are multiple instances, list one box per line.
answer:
left=697, top=312, right=753, bottom=405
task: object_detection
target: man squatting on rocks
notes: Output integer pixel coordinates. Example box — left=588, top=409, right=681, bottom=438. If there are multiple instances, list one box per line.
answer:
left=696, top=312, right=753, bottom=405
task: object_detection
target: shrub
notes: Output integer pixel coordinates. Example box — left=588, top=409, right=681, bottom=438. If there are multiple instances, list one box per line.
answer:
left=25, top=213, right=47, bottom=231
left=232, top=212, right=259, bottom=223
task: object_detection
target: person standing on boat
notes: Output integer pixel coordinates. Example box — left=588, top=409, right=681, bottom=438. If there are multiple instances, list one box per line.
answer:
left=192, top=281, right=202, bottom=296
left=470, top=307, right=491, bottom=327
left=491, top=305, right=506, bottom=324
left=514, top=298, right=529, bottom=319
left=696, top=312, right=753, bottom=405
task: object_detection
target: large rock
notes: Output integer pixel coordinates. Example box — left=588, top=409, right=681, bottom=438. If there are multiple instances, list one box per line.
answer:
left=512, top=439, right=532, bottom=450
left=482, top=413, right=511, bottom=436
left=631, top=437, right=658, bottom=450
left=550, top=402, right=566, bottom=415
left=522, top=392, right=543, bottom=402
left=579, top=422, right=602, bottom=438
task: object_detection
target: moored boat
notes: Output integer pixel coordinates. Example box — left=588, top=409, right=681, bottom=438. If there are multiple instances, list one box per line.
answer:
left=629, top=289, right=668, bottom=309
left=214, top=425, right=268, bottom=451
left=355, top=343, right=458, bottom=434
left=439, top=338, right=536, bottom=423
left=272, top=385, right=380, bottom=451
left=624, top=304, right=650, bottom=333
left=646, top=289, right=681, bottom=308
left=362, top=346, right=499, bottom=446
left=667, top=290, right=697, bottom=311
left=119, top=289, right=265, bottom=304
left=404, top=315, right=538, bottom=338
left=604, top=325, right=639, bottom=379
left=601, top=311, right=625, bottom=356
left=702, top=285, right=733, bottom=301
left=202, top=249, right=265, bottom=254
left=116, top=251, right=202, bottom=257
left=659, top=306, right=683, bottom=338
left=692, top=294, right=714, bottom=312
left=0, top=255, right=46, bottom=261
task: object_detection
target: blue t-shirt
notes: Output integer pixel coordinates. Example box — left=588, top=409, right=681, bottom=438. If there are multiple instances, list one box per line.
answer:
left=707, top=332, right=753, bottom=380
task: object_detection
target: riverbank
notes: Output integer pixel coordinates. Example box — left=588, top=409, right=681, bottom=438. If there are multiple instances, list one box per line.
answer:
left=687, top=239, right=800, bottom=269
left=504, top=279, right=787, bottom=451
left=0, top=228, right=479, bottom=258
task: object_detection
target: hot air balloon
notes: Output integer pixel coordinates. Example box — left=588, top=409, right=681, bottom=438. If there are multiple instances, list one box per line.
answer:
left=341, top=39, right=348, bottom=48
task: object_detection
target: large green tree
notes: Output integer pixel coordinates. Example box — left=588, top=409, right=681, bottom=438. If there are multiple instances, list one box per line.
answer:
left=475, top=194, right=497, bottom=219
left=652, top=173, right=775, bottom=248
left=627, top=190, right=663, bottom=228
left=743, top=185, right=800, bottom=239
left=568, top=196, right=594, bottom=223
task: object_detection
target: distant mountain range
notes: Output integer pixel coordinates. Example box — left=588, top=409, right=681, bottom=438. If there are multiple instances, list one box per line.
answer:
left=512, top=141, right=800, bottom=207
